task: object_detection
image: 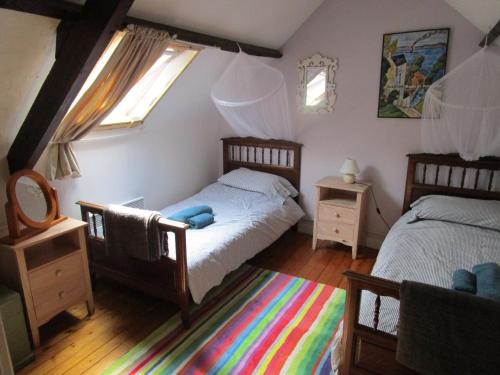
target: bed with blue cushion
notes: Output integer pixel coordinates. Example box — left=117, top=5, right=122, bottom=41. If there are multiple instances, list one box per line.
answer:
left=358, top=196, right=500, bottom=334
left=78, top=137, right=303, bottom=328
left=338, top=153, right=500, bottom=375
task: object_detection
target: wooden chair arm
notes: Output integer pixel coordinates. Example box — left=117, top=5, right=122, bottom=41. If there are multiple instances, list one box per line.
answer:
left=76, top=200, right=105, bottom=211
left=76, top=201, right=189, bottom=232
left=343, top=270, right=400, bottom=299
left=158, top=218, right=189, bottom=232
left=340, top=271, right=403, bottom=375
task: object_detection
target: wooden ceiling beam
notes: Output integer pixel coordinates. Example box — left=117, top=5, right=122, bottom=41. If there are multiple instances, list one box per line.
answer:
left=479, top=18, right=500, bottom=47
left=0, top=0, right=282, bottom=58
left=125, top=17, right=282, bottom=58
left=7, top=0, right=135, bottom=173
left=0, top=0, right=80, bottom=20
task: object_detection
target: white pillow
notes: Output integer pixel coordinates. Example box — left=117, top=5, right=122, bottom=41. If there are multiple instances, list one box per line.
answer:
left=218, top=168, right=297, bottom=203
left=409, top=195, right=500, bottom=231
left=236, top=168, right=299, bottom=197
left=276, top=174, right=299, bottom=198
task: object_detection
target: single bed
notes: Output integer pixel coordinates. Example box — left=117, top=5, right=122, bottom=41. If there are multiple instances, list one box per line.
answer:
left=160, top=182, right=304, bottom=303
left=339, top=153, right=500, bottom=375
left=78, top=137, right=303, bottom=328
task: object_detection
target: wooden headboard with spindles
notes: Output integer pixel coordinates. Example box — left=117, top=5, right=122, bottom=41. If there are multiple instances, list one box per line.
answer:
left=221, top=137, right=302, bottom=191
left=403, top=153, right=500, bottom=213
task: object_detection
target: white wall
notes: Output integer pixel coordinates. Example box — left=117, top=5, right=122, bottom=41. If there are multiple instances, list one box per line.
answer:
left=218, top=0, right=483, bottom=247
left=0, top=9, right=58, bottom=233
left=273, top=0, right=483, bottom=247
left=0, top=9, right=234, bottom=227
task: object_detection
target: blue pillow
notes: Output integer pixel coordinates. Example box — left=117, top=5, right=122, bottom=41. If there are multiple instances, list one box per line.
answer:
left=188, top=213, right=214, bottom=229
left=168, top=205, right=213, bottom=223
left=473, top=263, right=500, bottom=301
left=452, top=269, right=476, bottom=294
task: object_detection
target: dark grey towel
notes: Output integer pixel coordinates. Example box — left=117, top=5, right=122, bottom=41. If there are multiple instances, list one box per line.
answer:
left=397, top=280, right=500, bottom=375
left=103, top=204, right=167, bottom=262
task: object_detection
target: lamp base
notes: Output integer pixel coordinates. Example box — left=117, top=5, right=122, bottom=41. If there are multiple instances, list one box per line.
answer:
left=343, top=174, right=355, bottom=184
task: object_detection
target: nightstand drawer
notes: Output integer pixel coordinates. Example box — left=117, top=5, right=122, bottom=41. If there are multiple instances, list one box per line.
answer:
left=32, top=279, right=85, bottom=322
left=318, top=203, right=355, bottom=224
left=317, top=221, right=354, bottom=243
left=29, top=252, right=86, bottom=322
left=29, top=252, right=84, bottom=295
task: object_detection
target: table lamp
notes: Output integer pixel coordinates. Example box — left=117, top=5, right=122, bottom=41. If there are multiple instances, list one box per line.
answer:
left=340, top=158, right=360, bottom=184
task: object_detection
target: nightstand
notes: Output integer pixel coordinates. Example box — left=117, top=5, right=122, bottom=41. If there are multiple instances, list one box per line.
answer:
left=312, top=176, right=370, bottom=259
left=0, top=218, right=94, bottom=348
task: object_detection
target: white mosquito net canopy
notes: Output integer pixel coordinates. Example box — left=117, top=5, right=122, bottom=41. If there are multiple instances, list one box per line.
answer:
left=211, top=52, right=295, bottom=140
left=422, top=46, right=500, bottom=160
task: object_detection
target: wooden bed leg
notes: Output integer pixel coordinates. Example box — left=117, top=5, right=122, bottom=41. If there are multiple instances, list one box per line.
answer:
left=339, top=272, right=359, bottom=375
left=90, top=271, right=97, bottom=290
left=175, top=228, right=191, bottom=329
left=180, top=300, right=190, bottom=329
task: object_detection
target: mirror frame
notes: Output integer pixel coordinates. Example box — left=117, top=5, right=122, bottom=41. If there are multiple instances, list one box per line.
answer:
left=3, top=169, right=65, bottom=243
left=297, top=53, right=338, bottom=114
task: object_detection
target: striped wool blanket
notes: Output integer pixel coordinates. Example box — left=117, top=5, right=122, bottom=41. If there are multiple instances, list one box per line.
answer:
left=103, top=265, right=345, bottom=374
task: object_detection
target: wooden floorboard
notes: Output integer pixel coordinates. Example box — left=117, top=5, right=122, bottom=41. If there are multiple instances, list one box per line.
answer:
left=19, top=231, right=377, bottom=374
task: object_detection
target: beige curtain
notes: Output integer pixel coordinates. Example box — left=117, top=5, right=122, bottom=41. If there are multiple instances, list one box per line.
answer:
left=47, top=25, right=172, bottom=180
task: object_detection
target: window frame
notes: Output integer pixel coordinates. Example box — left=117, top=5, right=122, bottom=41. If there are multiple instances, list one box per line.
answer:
left=96, top=41, right=201, bottom=131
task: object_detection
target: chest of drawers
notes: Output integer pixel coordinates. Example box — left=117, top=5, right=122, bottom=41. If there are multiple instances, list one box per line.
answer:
left=312, top=177, right=370, bottom=259
left=0, top=218, right=94, bottom=348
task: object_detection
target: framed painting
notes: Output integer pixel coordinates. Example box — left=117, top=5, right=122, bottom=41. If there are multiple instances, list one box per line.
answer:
left=378, top=28, right=450, bottom=119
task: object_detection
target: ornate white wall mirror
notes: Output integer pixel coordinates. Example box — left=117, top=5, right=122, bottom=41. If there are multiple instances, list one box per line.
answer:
left=297, top=54, right=337, bottom=113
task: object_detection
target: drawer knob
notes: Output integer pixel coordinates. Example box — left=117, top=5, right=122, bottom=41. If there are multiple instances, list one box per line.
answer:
left=55, top=269, right=63, bottom=277
left=58, top=291, right=65, bottom=299
left=334, top=228, right=339, bottom=234
left=336, top=213, right=341, bottom=218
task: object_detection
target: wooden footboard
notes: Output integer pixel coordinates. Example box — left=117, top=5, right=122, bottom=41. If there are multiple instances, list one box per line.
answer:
left=77, top=201, right=191, bottom=327
left=340, top=271, right=416, bottom=375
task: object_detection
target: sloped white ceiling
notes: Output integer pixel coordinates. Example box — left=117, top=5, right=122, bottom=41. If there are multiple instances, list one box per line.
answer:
left=445, top=0, right=500, bottom=34
left=68, top=0, right=325, bottom=49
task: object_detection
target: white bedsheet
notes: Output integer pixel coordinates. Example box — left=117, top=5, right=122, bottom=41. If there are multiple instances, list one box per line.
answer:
left=160, top=182, right=304, bottom=303
left=332, top=208, right=500, bottom=373
left=359, top=211, right=500, bottom=334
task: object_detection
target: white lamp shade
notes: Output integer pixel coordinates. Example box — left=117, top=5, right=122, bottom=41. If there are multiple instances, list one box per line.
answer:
left=340, top=158, right=360, bottom=175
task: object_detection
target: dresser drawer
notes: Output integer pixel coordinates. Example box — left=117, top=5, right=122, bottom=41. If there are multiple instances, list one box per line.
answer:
left=32, top=279, right=85, bottom=322
left=29, top=252, right=84, bottom=294
left=318, top=203, right=355, bottom=224
left=317, top=220, right=354, bottom=244
left=29, top=252, right=86, bottom=321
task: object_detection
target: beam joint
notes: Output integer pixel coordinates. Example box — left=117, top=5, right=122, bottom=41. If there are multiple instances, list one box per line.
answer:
left=7, top=0, right=135, bottom=172
left=479, top=19, right=500, bottom=47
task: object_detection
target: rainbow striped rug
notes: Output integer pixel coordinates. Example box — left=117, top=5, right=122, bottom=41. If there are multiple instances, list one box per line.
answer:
left=103, top=265, right=345, bottom=375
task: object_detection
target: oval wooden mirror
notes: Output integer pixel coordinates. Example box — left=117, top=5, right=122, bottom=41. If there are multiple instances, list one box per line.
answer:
left=3, top=169, right=66, bottom=244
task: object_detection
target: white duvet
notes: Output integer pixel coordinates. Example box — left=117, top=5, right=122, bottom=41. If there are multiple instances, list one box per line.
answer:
left=160, top=182, right=305, bottom=303
left=359, top=211, right=500, bottom=333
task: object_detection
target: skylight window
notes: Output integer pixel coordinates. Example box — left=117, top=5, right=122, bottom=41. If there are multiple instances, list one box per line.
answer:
left=100, top=44, right=199, bottom=128
left=70, top=32, right=199, bottom=130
